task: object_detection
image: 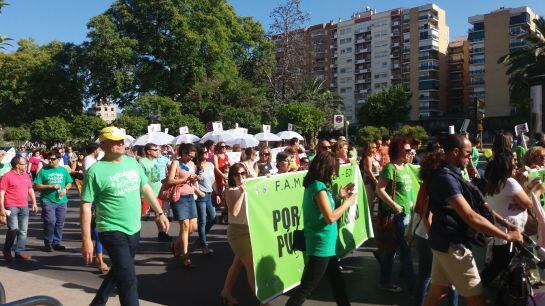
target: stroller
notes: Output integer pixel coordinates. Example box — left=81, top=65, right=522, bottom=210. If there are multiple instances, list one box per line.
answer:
left=495, top=233, right=545, bottom=306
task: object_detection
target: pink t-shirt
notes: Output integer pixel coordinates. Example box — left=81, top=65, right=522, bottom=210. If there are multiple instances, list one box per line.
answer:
left=0, top=170, right=33, bottom=207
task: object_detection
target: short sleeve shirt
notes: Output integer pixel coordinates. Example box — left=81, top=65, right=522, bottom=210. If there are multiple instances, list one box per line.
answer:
left=138, top=157, right=161, bottom=196
left=486, top=178, right=526, bottom=245
left=427, top=164, right=469, bottom=252
left=0, top=170, right=32, bottom=207
left=81, top=156, right=148, bottom=235
left=303, top=180, right=338, bottom=257
left=379, top=163, right=413, bottom=214
left=34, top=165, right=73, bottom=204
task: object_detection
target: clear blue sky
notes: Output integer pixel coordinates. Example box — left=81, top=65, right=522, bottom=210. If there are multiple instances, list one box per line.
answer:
left=0, top=1, right=543, bottom=52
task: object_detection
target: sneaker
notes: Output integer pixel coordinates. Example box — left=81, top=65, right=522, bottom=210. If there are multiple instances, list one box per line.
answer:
left=52, top=244, right=66, bottom=251
left=157, top=232, right=172, bottom=242
left=15, top=253, right=31, bottom=260
left=44, top=245, right=53, bottom=252
left=3, top=250, right=13, bottom=262
left=378, top=283, right=403, bottom=293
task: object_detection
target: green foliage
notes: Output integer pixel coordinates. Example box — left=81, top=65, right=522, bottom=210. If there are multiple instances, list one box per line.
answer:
left=114, top=114, right=148, bottom=136
left=294, top=78, right=343, bottom=125
left=161, top=113, right=205, bottom=136
left=3, top=126, right=30, bottom=142
left=0, top=39, right=85, bottom=125
left=71, top=115, right=107, bottom=142
left=277, top=102, right=326, bottom=141
left=357, top=126, right=389, bottom=145
left=399, top=125, right=428, bottom=142
left=125, top=95, right=180, bottom=122
left=356, top=85, right=411, bottom=130
left=30, top=116, right=71, bottom=144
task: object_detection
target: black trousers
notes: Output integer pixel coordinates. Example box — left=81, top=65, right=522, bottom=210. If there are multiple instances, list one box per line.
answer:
left=286, top=256, right=350, bottom=306
left=480, top=244, right=514, bottom=287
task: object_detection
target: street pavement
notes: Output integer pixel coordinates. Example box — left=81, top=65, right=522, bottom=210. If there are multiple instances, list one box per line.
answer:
left=0, top=189, right=419, bottom=306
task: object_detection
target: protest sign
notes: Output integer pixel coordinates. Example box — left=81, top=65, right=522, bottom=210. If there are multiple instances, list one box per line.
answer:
left=333, top=115, right=344, bottom=130
left=246, top=163, right=371, bottom=302
left=212, top=122, right=223, bottom=131
left=179, top=126, right=189, bottom=135
left=147, top=124, right=161, bottom=134
left=288, top=123, right=294, bottom=132
left=263, top=125, right=271, bottom=133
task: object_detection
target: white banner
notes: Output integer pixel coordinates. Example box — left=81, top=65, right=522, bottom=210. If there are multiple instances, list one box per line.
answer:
left=147, top=124, right=161, bottom=134
left=263, top=125, right=271, bottom=133
left=213, top=121, right=223, bottom=131
left=179, top=126, right=189, bottom=135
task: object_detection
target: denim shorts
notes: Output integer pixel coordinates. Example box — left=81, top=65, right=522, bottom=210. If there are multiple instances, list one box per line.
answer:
left=172, top=195, right=197, bottom=221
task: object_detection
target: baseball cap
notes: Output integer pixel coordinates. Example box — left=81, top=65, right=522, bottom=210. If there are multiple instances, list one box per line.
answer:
left=98, top=126, right=127, bottom=142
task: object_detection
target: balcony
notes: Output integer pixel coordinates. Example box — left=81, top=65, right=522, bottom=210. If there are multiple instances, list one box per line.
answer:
left=359, top=89, right=369, bottom=94
left=330, top=83, right=337, bottom=88
left=330, top=45, right=336, bottom=49
left=392, top=21, right=400, bottom=26
left=356, top=47, right=371, bottom=53
left=393, top=63, right=400, bottom=69
left=330, top=63, right=337, bottom=68
left=392, top=42, right=400, bottom=47
left=356, top=59, right=367, bottom=64
left=356, top=39, right=365, bottom=44
left=356, top=68, right=369, bottom=74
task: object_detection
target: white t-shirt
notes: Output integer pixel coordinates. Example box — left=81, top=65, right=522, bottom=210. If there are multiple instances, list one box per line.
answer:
left=83, top=155, right=97, bottom=173
left=486, top=177, right=526, bottom=245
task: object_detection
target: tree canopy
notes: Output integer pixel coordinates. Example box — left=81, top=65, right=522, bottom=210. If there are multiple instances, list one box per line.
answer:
left=356, top=85, right=411, bottom=130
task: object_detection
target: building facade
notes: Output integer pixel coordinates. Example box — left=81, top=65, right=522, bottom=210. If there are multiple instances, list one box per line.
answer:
left=89, top=99, right=117, bottom=124
left=447, top=37, right=470, bottom=114
left=467, top=6, right=540, bottom=118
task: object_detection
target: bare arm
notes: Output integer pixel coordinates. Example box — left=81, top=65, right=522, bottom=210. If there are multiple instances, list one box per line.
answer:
left=34, top=183, right=60, bottom=191
left=363, top=157, right=378, bottom=185
left=213, top=155, right=222, bottom=177
left=80, top=201, right=93, bottom=264
left=315, top=190, right=357, bottom=224
left=376, top=177, right=402, bottom=214
left=448, top=195, right=522, bottom=242
left=28, top=189, right=38, bottom=213
left=166, top=160, right=193, bottom=185
left=0, top=190, right=5, bottom=217
left=512, top=190, right=534, bottom=209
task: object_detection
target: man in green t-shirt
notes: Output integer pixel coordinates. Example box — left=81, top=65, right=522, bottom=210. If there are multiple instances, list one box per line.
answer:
left=139, top=142, right=170, bottom=242
left=34, top=150, right=73, bottom=252
left=80, top=126, right=169, bottom=306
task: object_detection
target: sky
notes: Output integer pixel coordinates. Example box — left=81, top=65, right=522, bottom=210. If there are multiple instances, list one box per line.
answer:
left=0, top=0, right=544, bottom=52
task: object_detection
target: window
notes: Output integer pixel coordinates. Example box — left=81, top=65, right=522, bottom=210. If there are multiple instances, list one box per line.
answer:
left=311, top=29, right=326, bottom=36
left=373, top=40, right=388, bottom=48
left=382, top=62, right=388, bottom=68
left=346, top=58, right=353, bottom=63
left=374, top=50, right=388, bottom=59
left=339, top=37, right=352, bottom=44
left=314, top=48, right=326, bottom=54
left=340, top=68, right=353, bottom=74
left=341, top=47, right=353, bottom=54
left=312, top=39, right=325, bottom=45
left=374, top=74, right=380, bottom=79
left=340, top=77, right=352, bottom=84
left=340, top=87, right=353, bottom=93
left=340, top=28, right=352, bottom=35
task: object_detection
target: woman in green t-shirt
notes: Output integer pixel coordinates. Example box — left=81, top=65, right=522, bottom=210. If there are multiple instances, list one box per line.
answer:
left=375, top=135, right=415, bottom=293
left=286, top=151, right=357, bottom=306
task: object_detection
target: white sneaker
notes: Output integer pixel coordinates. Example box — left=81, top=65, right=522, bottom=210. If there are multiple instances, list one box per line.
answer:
left=378, top=283, right=403, bottom=293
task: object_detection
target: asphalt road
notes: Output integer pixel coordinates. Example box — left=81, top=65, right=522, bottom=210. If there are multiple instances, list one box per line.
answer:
left=1, top=188, right=514, bottom=306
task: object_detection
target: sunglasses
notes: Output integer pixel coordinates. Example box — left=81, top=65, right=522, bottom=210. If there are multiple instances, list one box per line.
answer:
left=18, top=163, right=27, bottom=166
left=149, top=148, right=161, bottom=151
left=404, top=149, right=412, bottom=154
left=322, top=145, right=332, bottom=149
left=48, top=157, right=58, bottom=161
left=219, top=145, right=226, bottom=148
left=236, top=171, right=247, bottom=176
left=262, top=153, right=270, bottom=156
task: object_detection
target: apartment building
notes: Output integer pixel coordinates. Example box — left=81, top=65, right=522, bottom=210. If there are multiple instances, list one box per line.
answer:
left=447, top=37, right=470, bottom=114
left=274, top=4, right=450, bottom=124
left=468, top=6, right=540, bottom=118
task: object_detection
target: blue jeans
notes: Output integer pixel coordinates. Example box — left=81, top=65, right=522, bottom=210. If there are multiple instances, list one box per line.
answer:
left=41, top=202, right=67, bottom=246
left=379, top=212, right=415, bottom=290
left=196, top=192, right=216, bottom=246
left=414, top=236, right=459, bottom=306
left=91, top=231, right=140, bottom=306
left=3, top=206, right=29, bottom=254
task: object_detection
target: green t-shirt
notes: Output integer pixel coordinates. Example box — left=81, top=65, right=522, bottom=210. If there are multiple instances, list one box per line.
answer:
left=81, top=156, right=148, bottom=235
left=514, top=145, right=526, bottom=168
left=471, top=146, right=480, bottom=167
left=0, top=163, right=11, bottom=178
left=303, top=180, right=338, bottom=257
left=379, top=163, right=413, bottom=214
left=34, top=165, right=73, bottom=204
left=138, top=157, right=161, bottom=196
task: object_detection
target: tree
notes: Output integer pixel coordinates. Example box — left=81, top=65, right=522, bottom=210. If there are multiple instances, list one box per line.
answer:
left=160, top=113, right=205, bottom=136
left=30, top=117, right=71, bottom=144
left=357, top=126, right=389, bottom=145
left=0, top=39, right=85, bottom=125
left=125, top=95, right=180, bottom=123
left=3, top=126, right=31, bottom=143
left=356, top=85, right=411, bottom=130
left=294, top=78, right=344, bottom=123
left=269, top=0, right=309, bottom=101
left=71, top=115, right=107, bottom=142
left=278, top=102, right=326, bottom=144
left=114, top=114, right=148, bottom=136
left=399, top=125, right=428, bottom=142
left=0, top=1, right=12, bottom=50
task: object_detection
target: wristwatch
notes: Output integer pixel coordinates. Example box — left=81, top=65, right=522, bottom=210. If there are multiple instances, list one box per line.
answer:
left=156, top=212, right=165, bottom=218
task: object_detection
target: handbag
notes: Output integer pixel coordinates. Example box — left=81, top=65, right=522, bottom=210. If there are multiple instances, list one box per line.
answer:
left=158, top=166, right=183, bottom=203
left=374, top=165, right=398, bottom=252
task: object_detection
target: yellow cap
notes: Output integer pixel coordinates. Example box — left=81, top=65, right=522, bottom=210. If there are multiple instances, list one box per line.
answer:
left=98, top=126, right=127, bottom=142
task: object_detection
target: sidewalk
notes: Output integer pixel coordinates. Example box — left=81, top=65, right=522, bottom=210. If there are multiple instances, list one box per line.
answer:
left=0, top=266, right=161, bottom=306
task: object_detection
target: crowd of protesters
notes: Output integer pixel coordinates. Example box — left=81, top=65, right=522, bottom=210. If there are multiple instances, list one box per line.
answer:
left=3, top=126, right=545, bottom=306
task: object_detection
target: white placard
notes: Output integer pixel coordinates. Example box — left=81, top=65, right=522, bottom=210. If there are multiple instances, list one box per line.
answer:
left=515, top=123, right=529, bottom=137
left=147, top=124, right=161, bottom=134
left=233, top=128, right=247, bottom=135
left=288, top=123, right=294, bottom=131
left=179, top=126, right=189, bottom=135
left=460, top=119, right=470, bottom=134
left=212, top=122, right=223, bottom=131
left=1, top=148, right=16, bottom=163
left=333, top=115, right=344, bottom=130
left=164, top=128, right=169, bottom=135
left=448, top=125, right=455, bottom=135
left=225, top=152, right=241, bottom=163
left=263, top=125, right=271, bottom=133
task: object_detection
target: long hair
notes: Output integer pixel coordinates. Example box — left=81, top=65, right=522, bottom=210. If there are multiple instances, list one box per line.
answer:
left=303, top=151, right=339, bottom=188
left=485, top=150, right=514, bottom=196
left=492, top=133, right=513, bottom=155
left=195, top=145, right=208, bottom=173
left=388, top=135, right=411, bottom=162
left=227, top=163, right=245, bottom=188
left=241, top=147, right=255, bottom=162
